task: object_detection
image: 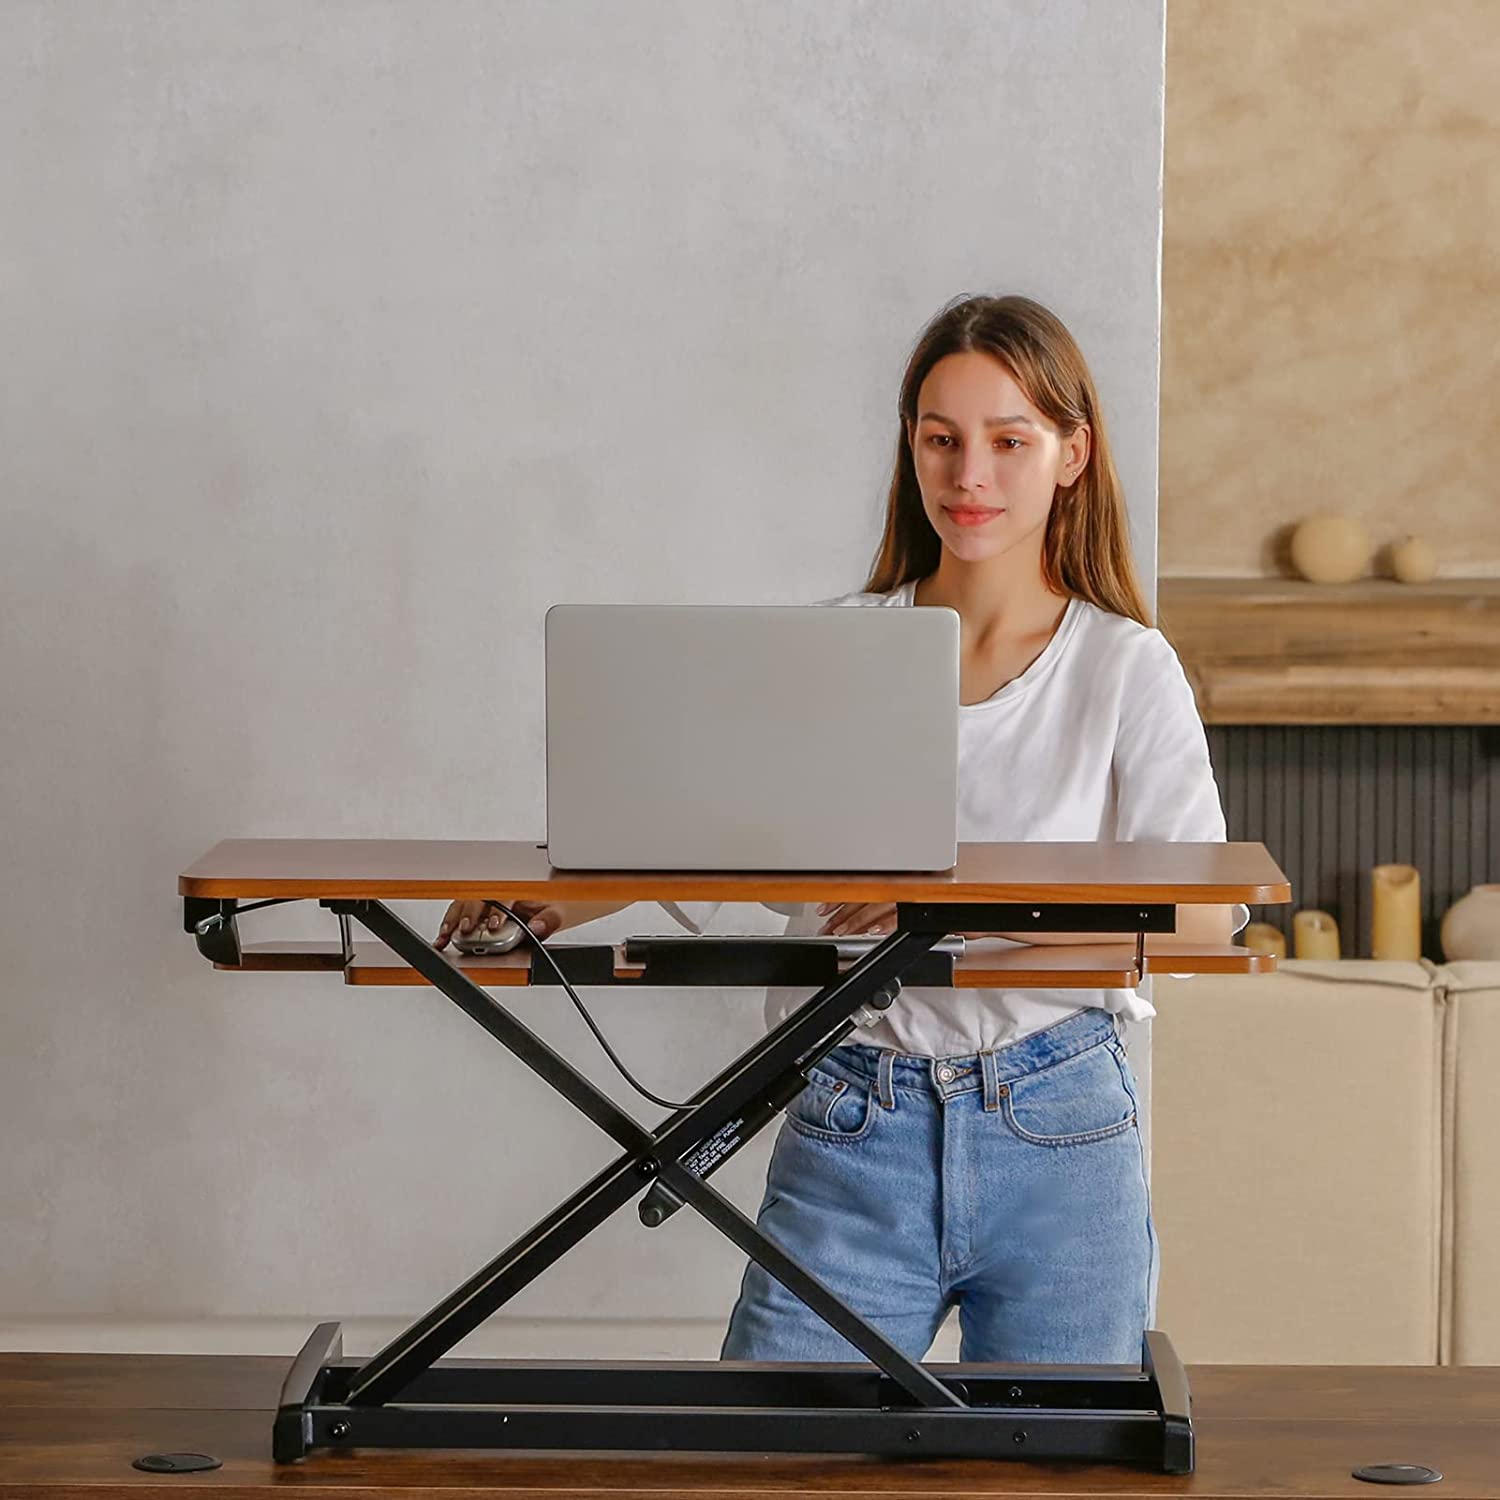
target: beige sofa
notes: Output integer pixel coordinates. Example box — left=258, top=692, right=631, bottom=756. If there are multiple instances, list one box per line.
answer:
left=1150, top=959, right=1499, bottom=1365
left=1441, top=962, right=1500, bottom=1365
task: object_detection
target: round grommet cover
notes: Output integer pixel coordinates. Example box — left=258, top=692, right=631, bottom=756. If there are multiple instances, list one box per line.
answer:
left=132, top=1453, right=223, bottom=1473
left=1352, top=1464, right=1442, bottom=1485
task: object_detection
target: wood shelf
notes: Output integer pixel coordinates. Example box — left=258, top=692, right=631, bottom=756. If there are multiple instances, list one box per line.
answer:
left=228, top=938, right=1274, bottom=989
left=216, top=940, right=348, bottom=972
left=1157, top=576, right=1500, bottom=725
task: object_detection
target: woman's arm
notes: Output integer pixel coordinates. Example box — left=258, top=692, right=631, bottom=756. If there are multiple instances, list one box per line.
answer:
left=1029, top=630, right=1244, bottom=950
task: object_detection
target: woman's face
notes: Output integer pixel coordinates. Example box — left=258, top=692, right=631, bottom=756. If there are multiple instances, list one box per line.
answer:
left=907, top=351, right=1089, bottom=567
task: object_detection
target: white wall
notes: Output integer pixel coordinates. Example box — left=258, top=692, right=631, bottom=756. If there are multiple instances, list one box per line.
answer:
left=1, top=0, right=1166, bottom=1354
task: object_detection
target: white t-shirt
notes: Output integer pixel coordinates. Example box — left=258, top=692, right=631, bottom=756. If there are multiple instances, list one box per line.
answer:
left=659, top=579, right=1247, bottom=1058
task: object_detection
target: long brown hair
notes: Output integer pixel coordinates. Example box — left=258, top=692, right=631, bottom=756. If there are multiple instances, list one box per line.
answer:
left=864, top=294, right=1151, bottom=626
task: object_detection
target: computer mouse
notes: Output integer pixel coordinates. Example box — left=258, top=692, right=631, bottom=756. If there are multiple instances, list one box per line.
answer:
left=453, top=916, right=527, bottom=955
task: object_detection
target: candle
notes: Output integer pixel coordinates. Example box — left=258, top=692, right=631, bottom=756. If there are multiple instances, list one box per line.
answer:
left=1244, top=922, right=1288, bottom=959
left=1293, top=909, right=1341, bottom=960
left=1372, top=864, right=1422, bottom=960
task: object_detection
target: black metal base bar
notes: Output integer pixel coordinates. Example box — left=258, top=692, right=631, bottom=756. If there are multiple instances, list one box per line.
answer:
left=1143, top=1327, right=1195, bottom=1472
left=308, top=1401, right=1165, bottom=1463
left=326, top=1354, right=1150, bottom=1406
left=274, top=1324, right=1192, bottom=1470
left=273, top=1321, right=343, bottom=1464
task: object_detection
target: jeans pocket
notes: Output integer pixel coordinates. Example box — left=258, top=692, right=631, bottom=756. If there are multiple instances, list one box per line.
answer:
left=1000, top=1039, right=1137, bottom=1148
left=784, top=1063, right=876, bottom=1143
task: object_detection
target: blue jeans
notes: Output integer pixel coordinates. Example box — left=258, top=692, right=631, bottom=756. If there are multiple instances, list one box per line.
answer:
left=719, top=1007, right=1158, bottom=1365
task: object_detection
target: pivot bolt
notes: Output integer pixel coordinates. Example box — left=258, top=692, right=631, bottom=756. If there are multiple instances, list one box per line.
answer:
left=1013, top=1430, right=1027, bottom=1445
left=330, top=1422, right=350, bottom=1439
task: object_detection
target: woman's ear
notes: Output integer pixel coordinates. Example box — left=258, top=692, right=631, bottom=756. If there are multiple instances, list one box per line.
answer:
left=1058, top=423, right=1091, bottom=489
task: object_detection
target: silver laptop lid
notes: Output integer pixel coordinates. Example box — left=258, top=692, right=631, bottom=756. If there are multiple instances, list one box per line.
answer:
left=545, top=603, right=959, bottom=871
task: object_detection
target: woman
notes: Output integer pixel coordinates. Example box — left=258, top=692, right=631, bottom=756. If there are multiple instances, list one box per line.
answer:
left=437, top=294, right=1244, bottom=1366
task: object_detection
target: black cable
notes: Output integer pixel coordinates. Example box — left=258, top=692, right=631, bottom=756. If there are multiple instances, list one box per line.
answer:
left=227, top=898, right=292, bottom=917
left=192, top=897, right=293, bottom=928
left=477, top=899, right=701, bottom=1112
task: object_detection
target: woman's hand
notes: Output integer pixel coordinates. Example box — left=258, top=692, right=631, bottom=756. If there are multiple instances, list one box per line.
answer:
left=434, top=898, right=562, bottom=950
left=816, top=901, right=896, bottom=937
left=433, top=897, right=635, bottom=950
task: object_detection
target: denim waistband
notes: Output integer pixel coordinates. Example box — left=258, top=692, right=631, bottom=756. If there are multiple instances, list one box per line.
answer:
left=826, top=1006, right=1118, bottom=1111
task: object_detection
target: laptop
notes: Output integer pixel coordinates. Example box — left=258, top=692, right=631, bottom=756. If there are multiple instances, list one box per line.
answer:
left=544, top=603, right=960, bottom=871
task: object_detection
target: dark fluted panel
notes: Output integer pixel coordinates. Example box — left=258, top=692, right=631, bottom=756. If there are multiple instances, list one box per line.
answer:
left=1206, top=726, right=1500, bottom=960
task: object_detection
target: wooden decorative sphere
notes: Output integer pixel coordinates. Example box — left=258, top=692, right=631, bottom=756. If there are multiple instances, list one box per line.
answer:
left=1289, top=515, right=1372, bottom=584
left=1389, top=535, right=1438, bottom=583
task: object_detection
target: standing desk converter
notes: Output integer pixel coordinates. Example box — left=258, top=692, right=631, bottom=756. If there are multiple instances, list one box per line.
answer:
left=179, top=838, right=1290, bottom=1473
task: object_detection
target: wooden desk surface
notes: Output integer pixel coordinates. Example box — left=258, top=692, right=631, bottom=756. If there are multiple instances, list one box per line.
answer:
left=179, top=840, right=1291, bottom=905
left=2, top=1352, right=1496, bottom=1498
